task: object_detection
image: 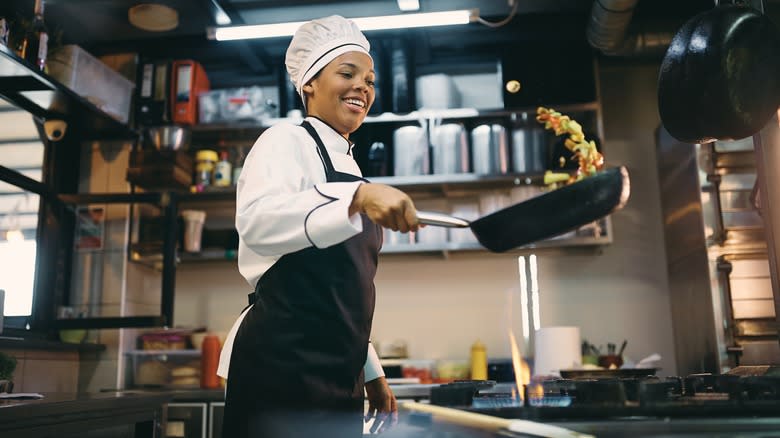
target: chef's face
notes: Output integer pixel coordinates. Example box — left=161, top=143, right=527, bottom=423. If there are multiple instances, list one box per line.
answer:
left=303, top=51, right=375, bottom=138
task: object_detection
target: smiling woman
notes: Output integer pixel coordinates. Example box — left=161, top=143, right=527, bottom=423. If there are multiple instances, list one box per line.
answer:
left=0, top=102, right=44, bottom=321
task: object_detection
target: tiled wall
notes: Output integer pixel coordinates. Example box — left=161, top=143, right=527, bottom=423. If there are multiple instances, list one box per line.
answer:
left=1, top=349, right=79, bottom=393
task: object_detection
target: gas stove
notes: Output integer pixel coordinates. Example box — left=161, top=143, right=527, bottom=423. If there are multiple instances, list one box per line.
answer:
left=398, top=370, right=780, bottom=437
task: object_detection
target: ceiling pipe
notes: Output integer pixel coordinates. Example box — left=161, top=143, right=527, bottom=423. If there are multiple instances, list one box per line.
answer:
left=587, top=0, right=675, bottom=57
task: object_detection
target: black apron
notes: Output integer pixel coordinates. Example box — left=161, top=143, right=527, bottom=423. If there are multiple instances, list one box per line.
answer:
left=223, top=120, right=383, bottom=438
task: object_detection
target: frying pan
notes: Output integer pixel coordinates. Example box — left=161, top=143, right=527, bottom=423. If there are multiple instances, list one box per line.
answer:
left=416, top=166, right=630, bottom=252
left=658, top=0, right=780, bottom=144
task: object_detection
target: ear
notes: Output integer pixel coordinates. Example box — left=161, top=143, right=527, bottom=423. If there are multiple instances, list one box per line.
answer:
left=302, top=82, right=314, bottom=94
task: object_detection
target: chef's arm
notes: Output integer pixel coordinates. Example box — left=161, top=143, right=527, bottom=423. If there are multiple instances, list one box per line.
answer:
left=364, top=341, right=398, bottom=432
left=349, top=183, right=421, bottom=233
left=364, top=341, right=384, bottom=382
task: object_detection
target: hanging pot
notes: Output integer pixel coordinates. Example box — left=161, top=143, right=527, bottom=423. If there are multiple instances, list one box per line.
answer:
left=657, top=1, right=780, bottom=144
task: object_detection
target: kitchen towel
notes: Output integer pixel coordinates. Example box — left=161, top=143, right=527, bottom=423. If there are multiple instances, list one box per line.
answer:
left=533, top=326, right=581, bottom=377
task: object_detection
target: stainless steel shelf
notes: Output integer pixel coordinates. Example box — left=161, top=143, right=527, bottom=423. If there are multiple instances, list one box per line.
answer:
left=380, top=232, right=611, bottom=256
left=0, top=44, right=135, bottom=139
left=189, top=102, right=602, bottom=134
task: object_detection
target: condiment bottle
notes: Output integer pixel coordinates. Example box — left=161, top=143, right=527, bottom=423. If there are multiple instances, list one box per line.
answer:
left=470, top=340, right=488, bottom=380
left=214, top=150, right=232, bottom=187
left=194, top=149, right=218, bottom=191
left=200, top=334, right=220, bottom=389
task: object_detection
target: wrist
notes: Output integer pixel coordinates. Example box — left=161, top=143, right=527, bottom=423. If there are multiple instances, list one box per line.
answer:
left=349, top=183, right=366, bottom=216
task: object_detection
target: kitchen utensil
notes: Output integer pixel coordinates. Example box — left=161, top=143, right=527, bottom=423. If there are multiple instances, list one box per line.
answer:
left=471, top=124, right=509, bottom=175
left=415, top=166, right=630, bottom=252
left=400, top=401, right=594, bottom=438
left=393, top=125, right=429, bottom=176
left=512, top=112, right=547, bottom=173
left=145, top=125, right=190, bottom=151
left=658, top=1, right=780, bottom=144
left=559, top=368, right=657, bottom=379
left=431, top=122, right=469, bottom=174
left=618, top=339, right=628, bottom=356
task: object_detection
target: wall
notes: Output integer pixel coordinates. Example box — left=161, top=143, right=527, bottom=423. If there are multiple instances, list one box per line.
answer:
left=0, top=348, right=79, bottom=393
left=173, top=61, right=679, bottom=376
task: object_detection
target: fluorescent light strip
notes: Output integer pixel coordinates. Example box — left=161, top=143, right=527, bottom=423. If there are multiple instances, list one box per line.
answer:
left=210, top=9, right=475, bottom=41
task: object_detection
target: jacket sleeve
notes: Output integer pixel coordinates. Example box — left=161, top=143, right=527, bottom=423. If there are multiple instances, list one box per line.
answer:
left=236, top=125, right=364, bottom=256
left=364, top=342, right=385, bottom=383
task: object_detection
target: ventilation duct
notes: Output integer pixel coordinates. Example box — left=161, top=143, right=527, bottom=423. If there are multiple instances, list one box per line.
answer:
left=587, top=0, right=675, bottom=57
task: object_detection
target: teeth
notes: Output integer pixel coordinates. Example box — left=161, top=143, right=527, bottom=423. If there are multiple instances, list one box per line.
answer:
left=344, top=98, right=365, bottom=108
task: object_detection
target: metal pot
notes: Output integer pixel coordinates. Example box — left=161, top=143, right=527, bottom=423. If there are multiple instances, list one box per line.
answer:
left=431, top=123, right=469, bottom=174
left=471, top=124, right=509, bottom=175
left=145, top=125, right=191, bottom=152
left=393, top=125, right=429, bottom=176
left=511, top=126, right=546, bottom=173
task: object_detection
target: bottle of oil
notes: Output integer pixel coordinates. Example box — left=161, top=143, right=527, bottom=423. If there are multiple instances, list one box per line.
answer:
left=470, top=340, right=488, bottom=380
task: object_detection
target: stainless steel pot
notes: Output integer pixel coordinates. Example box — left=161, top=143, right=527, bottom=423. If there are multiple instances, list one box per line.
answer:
left=471, top=124, right=509, bottom=175
left=145, top=125, right=191, bottom=152
left=512, top=126, right=546, bottom=173
left=431, top=123, right=469, bottom=174
left=393, top=125, right=430, bottom=176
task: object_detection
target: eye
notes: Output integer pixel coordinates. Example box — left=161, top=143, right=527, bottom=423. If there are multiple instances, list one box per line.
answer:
left=340, top=72, right=353, bottom=79
left=366, top=79, right=375, bottom=87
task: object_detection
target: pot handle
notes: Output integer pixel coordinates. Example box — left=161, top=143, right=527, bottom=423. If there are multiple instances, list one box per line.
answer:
left=416, top=211, right=471, bottom=228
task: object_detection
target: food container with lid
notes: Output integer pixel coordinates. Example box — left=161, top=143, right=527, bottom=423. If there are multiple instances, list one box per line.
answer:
left=126, top=349, right=201, bottom=388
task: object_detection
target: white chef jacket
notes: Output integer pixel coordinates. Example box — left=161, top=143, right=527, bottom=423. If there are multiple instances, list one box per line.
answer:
left=217, top=117, right=384, bottom=383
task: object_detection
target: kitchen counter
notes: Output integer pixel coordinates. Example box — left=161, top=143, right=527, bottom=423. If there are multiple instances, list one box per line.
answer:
left=0, top=391, right=171, bottom=438
left=105, top=387, right=226, bottom=402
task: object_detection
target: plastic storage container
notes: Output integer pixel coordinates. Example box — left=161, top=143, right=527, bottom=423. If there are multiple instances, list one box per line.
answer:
left=47, top=45, right=135, bottom=123
left=138, top=331, right=188, bottom=350
left=126, top=349, right=201, bottom=388
left=198, top=86, right=279, bottom=123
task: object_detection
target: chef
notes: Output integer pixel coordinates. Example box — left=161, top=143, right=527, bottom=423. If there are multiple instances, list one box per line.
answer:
left=218, top=15, right=421, bottom=438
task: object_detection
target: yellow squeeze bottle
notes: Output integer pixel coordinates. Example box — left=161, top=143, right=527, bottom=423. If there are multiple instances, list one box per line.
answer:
left=470, top=340, right=488, bottom=380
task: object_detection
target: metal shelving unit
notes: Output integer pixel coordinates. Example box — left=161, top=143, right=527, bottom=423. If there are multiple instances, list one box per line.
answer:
left=0, top=44, right=136, bottom=140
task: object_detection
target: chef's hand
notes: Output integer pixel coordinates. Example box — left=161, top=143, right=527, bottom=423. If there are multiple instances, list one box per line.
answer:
left=350, top=183, right=421, bottom=233
left=364, top=376, right=398, bottom=433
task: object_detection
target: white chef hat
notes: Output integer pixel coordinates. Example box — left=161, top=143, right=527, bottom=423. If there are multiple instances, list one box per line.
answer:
left=285, top=15, right=371, bottom=107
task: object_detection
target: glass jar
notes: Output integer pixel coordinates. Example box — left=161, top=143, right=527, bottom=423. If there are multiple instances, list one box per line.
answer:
left=194, top=149, right=218, bottom=191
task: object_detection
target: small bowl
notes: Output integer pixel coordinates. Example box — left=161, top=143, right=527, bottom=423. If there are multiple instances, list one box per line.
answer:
left=145, top=125, right=191, bottom=152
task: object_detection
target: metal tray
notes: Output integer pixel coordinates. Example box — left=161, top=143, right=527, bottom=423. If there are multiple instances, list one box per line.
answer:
left=559, top=368, right=658, bottom=379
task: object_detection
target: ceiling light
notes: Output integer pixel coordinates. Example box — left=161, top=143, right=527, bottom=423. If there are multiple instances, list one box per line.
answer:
left=208, top=9, right=476, bottom=41
left=128, top=3, right=179, bottom=32
left=209, top=0, right=232, bottom=25
left=397, top=0, right=420, bottom=12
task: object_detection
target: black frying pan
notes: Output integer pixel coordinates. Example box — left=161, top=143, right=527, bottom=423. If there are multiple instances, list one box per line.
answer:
left=416, top=166, right=630, bottom=252
left=658, top=0, right=780, bottom=144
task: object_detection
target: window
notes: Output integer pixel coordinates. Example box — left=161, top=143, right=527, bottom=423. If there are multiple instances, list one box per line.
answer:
left=0, top=99, right=44, bottom=320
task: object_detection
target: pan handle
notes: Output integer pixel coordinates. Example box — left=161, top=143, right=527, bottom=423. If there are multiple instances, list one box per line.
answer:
left=416, top=211, right=471, bottom=228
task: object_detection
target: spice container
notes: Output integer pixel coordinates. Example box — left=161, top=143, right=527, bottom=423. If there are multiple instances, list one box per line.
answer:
left=194, top=149, right=218, bottom=191
left=214, top=150, right=232, bottom=187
